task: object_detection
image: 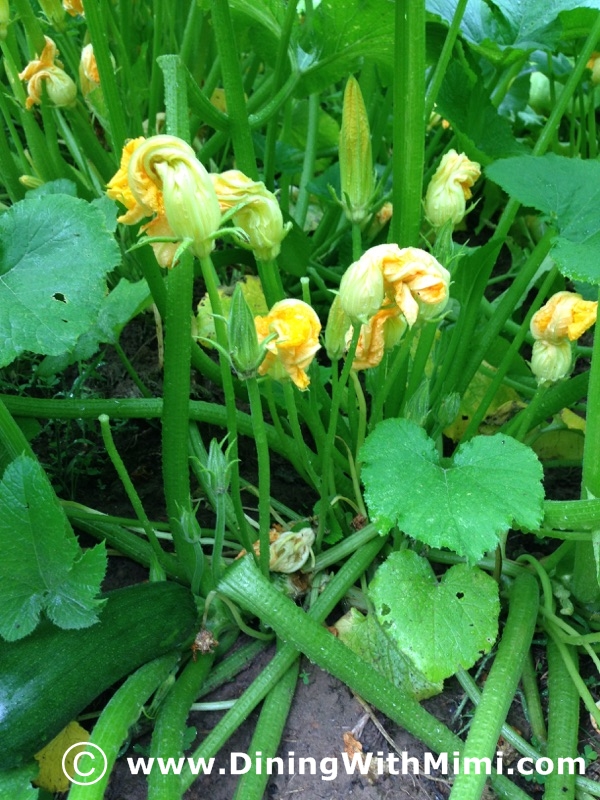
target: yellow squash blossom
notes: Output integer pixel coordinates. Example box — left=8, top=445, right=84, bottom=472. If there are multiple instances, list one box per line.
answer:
left=381, top=246, right=451, bottom=327
left=107, top=135, right=221, bottom=261
left=211, top=170, right=291, bottom=261
left=352, top=306, right=407, bottom=371
left=19, top=37, right=76, bottom=110
left=254, top=299, right=321, bottom=390
left=63, top=0, right=84, bottom=15
left=339, top=243, right=450, bottom=330
left=529, top=291, right=597, bottom=384
left=424, top=149, right=481, bottom=229
left=530, top=291, right=598, bottom=344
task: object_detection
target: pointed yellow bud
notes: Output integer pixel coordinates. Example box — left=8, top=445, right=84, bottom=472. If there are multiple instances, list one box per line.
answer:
left=211, top=170, right=291, bottom=261
left=424, top=149, right=481, bottom=229
left=530, top=291, right=598, bottom=344
left=254, top=299, right=321, bottom=390
left=19, top=37, right=76, bottom=110
left=530, top=339, right=573, bottom=385
left=339, top=76, right=375, bottom=224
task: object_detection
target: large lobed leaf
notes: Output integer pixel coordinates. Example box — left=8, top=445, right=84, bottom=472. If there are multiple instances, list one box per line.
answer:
left=369, top=551, right=499, bottom=683
left=486, top=154, right=600, bottom=283
left=360, top=418, right=544, bottom=563
left=0, top=194, right=120, bottom=368
left=0, top=456, right=106, bottom=641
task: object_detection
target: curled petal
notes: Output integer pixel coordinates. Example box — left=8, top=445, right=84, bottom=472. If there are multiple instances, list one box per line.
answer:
left=106, top=137, right=149, bottom=224
left=352, top=306, right=407, bottom=370
left=380, top=246, right=450, bottom=325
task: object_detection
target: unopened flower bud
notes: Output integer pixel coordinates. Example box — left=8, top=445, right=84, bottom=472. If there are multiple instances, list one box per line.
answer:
left=339, top=76, right=375, bottom=225
left=63, top=0, right=84, bottom=16
left=424, top=149, right=481, bottom=229
left=211, top=170, right=291, bottom=261
left=339, top=250, right=385, bottom=324
left=531, top=339, right=572, bottom=385
left=228, top=283, right=264, bottom=379
left=79, top=43, right=101, bottom=96
left=530, top=291, right=598, bottom=345
left=19, top=38, right=77, bottom=110
left=324, top=294, right=352, bottom=361
left=588, top=53, right=600, bottom=85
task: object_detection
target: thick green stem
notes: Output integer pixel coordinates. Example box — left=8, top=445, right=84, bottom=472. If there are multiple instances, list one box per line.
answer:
left=544, top=639, right=579, bottom=800
left=448, top=573, right=539, bottom=800
left=162, top=251, right=198, bottom=580
left=147, top=654, right=216, bottom=800
left=573, top=286, right=600, bottom=602
left=246, top=377, right=271, bottom=577
left=180, top=536, right=387, bottom=790
left=218, top=556, right=531, bottom=800
left=391, top=0, right=425, bottom=246
left=68, top=654, right=180, bottom=800
left=211, top=0, right=258, bottom=178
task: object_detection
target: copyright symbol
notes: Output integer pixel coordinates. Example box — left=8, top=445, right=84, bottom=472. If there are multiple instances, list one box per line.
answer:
left=62, top=742, right=108, bottom=786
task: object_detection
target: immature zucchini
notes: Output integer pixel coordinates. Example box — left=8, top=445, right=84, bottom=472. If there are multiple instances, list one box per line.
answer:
left=0, top=581, right=198, bottom=769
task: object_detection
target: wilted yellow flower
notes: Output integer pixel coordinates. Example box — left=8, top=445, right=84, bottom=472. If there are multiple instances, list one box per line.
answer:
left=352, top=306, right=407, bottom=371
left=339, top=244, right=449, bottom=331
left=530, top=339, right=573, bottom=385
left=424, top=149, right=481, bottom=229
left=530, top=291, right=598, bottom=345
left=254, top=299, right=321, bottom=390
left=107, top=135, right=221, bottom=260
left=63, top=0, right=84, bottom=15
left=381, top=246, right=451, bottom=327
left=339, top=76, right=375, bottom=224
left=18, top=37, right=77, bottom=110
left=236, top=527, right=315, bottom=573
left=211, top=170, right=291, bottom=261
left=79, top=43, right=100, bottom=96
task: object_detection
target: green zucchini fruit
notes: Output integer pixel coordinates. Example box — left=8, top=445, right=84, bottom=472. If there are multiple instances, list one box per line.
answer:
left=0, top=581, right=198, bottom=769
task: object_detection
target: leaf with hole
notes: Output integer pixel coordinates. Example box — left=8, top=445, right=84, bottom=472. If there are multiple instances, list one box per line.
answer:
left=0, top=194, right=120, bottom=367
left=369, top=550, right=499, bottom=683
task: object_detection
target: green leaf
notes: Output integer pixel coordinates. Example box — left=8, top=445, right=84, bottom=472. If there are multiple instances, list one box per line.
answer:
left=0, top=194, right=121, bottom=368
left=0, top=764, right=39, bottom=800
left=427, top=0, right=600, bottom=56
left=360, top=418, right=544, bottom=562
left=335, top=607, right=443, bottom=700
left=369, top=551, right=499, bottom=683
left=0, top=456, right=106, bottom=641
left=436, top=61, right=529, bottom=163
left=37, top=278, right=151, bottom=376
left=486, top=154, right=600, bottom=282
left=298, top=0, right=394, bottom=94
